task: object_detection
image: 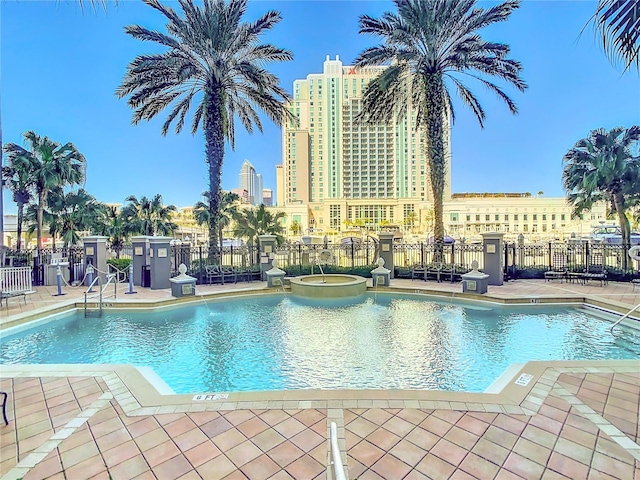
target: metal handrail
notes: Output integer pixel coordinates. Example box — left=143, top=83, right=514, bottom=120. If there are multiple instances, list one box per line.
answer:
left=610, top=302, right=640, bottom=332
left=84, top=276, right=101, bottom=317
left=330, top=422, right=346, bottom=480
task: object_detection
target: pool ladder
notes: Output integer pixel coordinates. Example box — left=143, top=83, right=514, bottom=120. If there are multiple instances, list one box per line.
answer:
left=84, top=274, right=117, bottom=318
left=610, top=301, right=640, bottom=332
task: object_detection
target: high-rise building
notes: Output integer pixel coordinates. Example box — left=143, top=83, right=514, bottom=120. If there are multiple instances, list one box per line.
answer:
left=275, top=165, right=285, bottom=206
left=281, top=55, right=452, bottom=208
left=262, top=188, right=273, bottom=207
left=255, top=174, right=263, bottom=206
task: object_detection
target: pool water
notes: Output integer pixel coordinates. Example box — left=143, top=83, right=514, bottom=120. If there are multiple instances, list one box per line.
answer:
left=1, top=293, right=638, bottom=393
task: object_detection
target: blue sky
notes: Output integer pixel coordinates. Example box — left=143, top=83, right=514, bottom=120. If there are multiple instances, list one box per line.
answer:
left=2, top=0, right=638, bottom=213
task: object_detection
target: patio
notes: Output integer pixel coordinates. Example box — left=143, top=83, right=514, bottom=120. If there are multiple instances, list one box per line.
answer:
left=1, top=278, right=639, bottom=479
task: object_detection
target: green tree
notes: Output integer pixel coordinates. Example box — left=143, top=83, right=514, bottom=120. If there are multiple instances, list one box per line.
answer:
left=1, top=150, right=36, bottom=251
left=43, top=188, right=102, bottom=247
left=354, top=0, right=526, bottom=260
left=117, top=0, right=294, bottom=247
left=3, top=131, right=86, bottom=252
left=122, top=194, right=178, bottom=236
left=194, top=190, right=239, bottom=249
left=232, top=204, right=286, bottom=247
left=590, top=0, right=640, bottom=71
left=94, top=205, right=128, bottom=258
left=562, top=126, right=640, bottom=269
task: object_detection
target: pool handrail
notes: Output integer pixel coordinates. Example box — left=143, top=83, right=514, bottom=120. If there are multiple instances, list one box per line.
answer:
left=610, top=301, right=640, bottom=332
left=330, top=421, right=346, bottom=480
left=84, top=276, right=102, bottom=317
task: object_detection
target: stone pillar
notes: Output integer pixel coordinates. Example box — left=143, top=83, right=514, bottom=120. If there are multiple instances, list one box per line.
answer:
left=378, top=233, right=395, bottom=278
left=82, top=236, right=108, bottom=286
left=148, top=236, right=172, bottom=290
left=258, top=235, right=277, bottom=281
left=482, top=232, right=504, bottom=286
left=131, top=236, right=150, bottom=287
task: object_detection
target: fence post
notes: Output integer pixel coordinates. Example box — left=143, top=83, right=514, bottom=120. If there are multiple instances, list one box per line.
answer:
left=198, top=246, right=203, bottom=284
left=548, top=241, right=552, bottom=270
left=585, top=242, right=590, bottom=271
left=351, top=242, right=355, bottom=268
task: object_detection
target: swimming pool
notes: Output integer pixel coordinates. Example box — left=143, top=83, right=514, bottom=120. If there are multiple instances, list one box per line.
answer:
left=1, top=293, right=638, bottom=393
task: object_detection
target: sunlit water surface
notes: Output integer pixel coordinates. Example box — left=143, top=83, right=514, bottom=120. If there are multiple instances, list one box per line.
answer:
left=2, top=293, right=638, bottom=393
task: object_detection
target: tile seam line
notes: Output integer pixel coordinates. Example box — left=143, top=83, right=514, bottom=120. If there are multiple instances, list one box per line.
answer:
left=0, top=392, right=113, bottom=480
left=551, top=383, right=640, bottom=461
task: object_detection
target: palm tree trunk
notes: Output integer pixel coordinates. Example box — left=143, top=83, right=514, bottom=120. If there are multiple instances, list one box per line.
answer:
left=424, top=74, right=447, bottom=262
left=16, top=203, right=24, bottom=252
left=203, top=87, right=224, bottom=260
left=36, top=192, right=46, bottom=252
left=614, top=191, right=630, bottom=270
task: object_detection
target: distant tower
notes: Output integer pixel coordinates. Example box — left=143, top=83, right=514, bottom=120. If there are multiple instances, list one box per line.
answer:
left=239, top=160, right=257, bottom=205
left=256, top=174, right=264, bottom=206
left=263, top=188, right=273, bottom=206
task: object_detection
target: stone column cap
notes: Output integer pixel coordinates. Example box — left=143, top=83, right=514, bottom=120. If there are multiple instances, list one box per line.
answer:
left=82, top=236, right=109, bottom=243
left=131, top=236, right=150, bottom=242
left=379, top=232, right=395, bottom=240
left=148, top=236, right=173, bottom=244
left=481, top=232, right=504, bottom=239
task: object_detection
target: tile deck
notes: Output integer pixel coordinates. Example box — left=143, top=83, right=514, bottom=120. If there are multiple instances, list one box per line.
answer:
left=1, top=278, right=639, bottom=479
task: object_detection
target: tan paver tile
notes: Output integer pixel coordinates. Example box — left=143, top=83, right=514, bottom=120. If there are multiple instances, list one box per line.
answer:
left=514, top=437, right=552, bottom=466
left=259, top=410, right=290, bottom=427
left=521, top=424, right=558, bottom=450
left=445, top=425, right=480, bottom=450
left=430, top=438, right=468, bottom=467
left=240, top=454, right=281, bottom=480
left=493, top=414, right=528, bottom=435
left=107, top=455, right=150, bottom=480
left=457, top=414, right=490, bottom=436
left=197, top=454, right=237, bottom=479
left=347, top=416, right=378, bottom=438
left=293, top=409, right=325, bottom=427
left=174, top=427, right=208, bottom=452
left=362, top=409, right=394, bottom=426
left=22, top=452, right=63, bottom=480
left=212, top=428, right=247, bottom=451
left=60, top=441, right=100, bottom=470
left=382, top=415, right=415, bottom=437
left=415, top=453, right=456, bottom=480
left=164, top=416, right=197, bottom=438
left=590, top=451, right=635, bottom=479
left=432, top=410, right=465, bottom=425
left=143, top=439, right=181, bottom=467
left=554, top=437, right=594, bottom=466
left=420, top=414, right=453, bottom=437
left=135, top=427, right=169, bottom=452
left=251, top=428, right=286, bottom=452
left=503, top=451, right=546, bottom=480
left=153, top=454, right=193, bottom=480
left=396, top=408, right=430, bottom=425
left=547, top=451, right=589, bottom=480
left=289, top=428, right=324, bottom=452
left=236, top=416, right=270, bottom=439
left=226, top=440, right=263, bottom=467
left=472, top=438, right=510, bottom=466
left=367, top=427, right=404, bottom=451
left=460, top=452, right=500, bottom=479
left=183, top=440, right=221, bottom=467
left=389, top=438, right=428, bottom=467
left=372, top=453, right=413, bottom=478
left=273, top=417, right=306, bottom=439
left=267, top=440, right=305, bottom=468
left=284, top=454, right=324, bottom=479
left=94, top=427, right=132, bottom=452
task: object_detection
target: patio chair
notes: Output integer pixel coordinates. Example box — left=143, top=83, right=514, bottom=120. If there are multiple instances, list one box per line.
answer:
left=205, top=265, right=237, bottom=285
left=544, top=268, right=567, bottom=282
left=411, top=264, right=425, bottom=281
left=581, top=266, right=608, bottom=286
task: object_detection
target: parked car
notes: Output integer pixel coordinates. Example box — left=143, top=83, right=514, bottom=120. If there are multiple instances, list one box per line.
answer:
left=590, top=225, right=640, bottom=245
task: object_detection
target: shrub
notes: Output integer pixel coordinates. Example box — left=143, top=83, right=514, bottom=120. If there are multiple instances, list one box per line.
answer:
left=107, top=258, right=131, bottom=272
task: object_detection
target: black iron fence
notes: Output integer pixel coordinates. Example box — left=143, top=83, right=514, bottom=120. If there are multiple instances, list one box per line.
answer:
left=3, top=240, right=638, bottom=286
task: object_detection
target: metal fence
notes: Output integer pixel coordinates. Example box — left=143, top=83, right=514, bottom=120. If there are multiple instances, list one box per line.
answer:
left=3, top=240, right=638, bottom=286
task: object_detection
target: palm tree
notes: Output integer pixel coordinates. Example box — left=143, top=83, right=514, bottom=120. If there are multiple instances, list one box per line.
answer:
left=44, top=188, right=102, bottom=247
left=562, top=126, right=640, bottom=270
left=232, top=204, right=286, bottom=247
left=290, top=220, right=302, bottom=236
left=116, top=0, right=294, bottom=247
left=194, top=190, right=239, bottom=249
left=354, top=0, right=526, bottom=259
left=122, top=194, right=178, bottom=237
left=590, top=0, right=640, bottom=71
left=1, top=150, right=36, bottom=251
left=3, top=131, right=86, bottom=252
left=94, top=205, right=128, bottom=258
